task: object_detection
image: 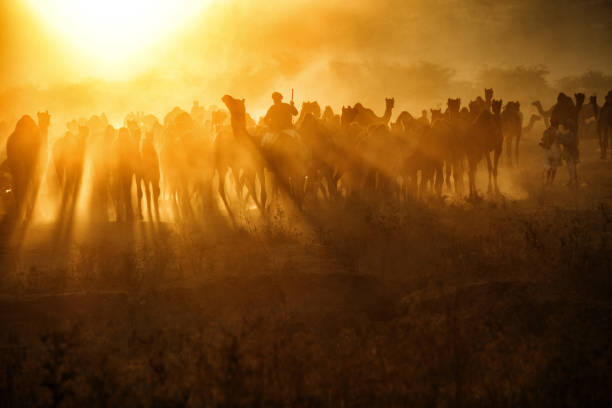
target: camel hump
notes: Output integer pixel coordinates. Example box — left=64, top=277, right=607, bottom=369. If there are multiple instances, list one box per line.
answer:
left=15, top=115, right=38, bottom=133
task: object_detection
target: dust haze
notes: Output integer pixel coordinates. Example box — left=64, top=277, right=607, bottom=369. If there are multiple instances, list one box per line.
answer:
left=2, top=1, right=612, bottom=406
left=2, top=0, right=612, bottom=126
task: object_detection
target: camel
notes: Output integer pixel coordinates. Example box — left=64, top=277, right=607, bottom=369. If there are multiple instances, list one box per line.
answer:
left=350, top=98, right=395, bottom=128
left=484, top=88, right=494, bottom=112
left=532, top=100, right=552, bottom=128
left=211, top=109, right=228, bottom=131
left=217, top=95, right=267, bottom=215
left=599, top=91, right=612, bottom=159
left=322, top=106, right=341, bottom=131
left=5, top=111, right=50, bottom=221
left=442, top=98, right=468, bottom=195
left=469, top=97, right=487, bottom=120
left=113, top=127, right=140, bottom=221
left=522, top=114, right=541, bottom=134
left=52, top=132, right=69, bottom=190
left=550, top=93, right=582, bottom=131
left=501, top=101, right=523, bottom=167
left=466, top=99, right=503, bottom=198
left=190, top=101, right=206, bottom=125
left=88, top=125, right=116, bottom=221
left=590, top=95, right=600, bottom=119
left=390, top=111, right=433, bottom=199
left=298, top=113, right=342, bottom=201
left=423, top=108, right=450, bottom=196
left=574, top=95, right=600, bottom=140
left=139, top=132, right=161, bottom=220
left=56, top=126, right=88, bottom=220
left=158, top=111, right=212, bottom=218
left=295, top=101, right=321, bottom=129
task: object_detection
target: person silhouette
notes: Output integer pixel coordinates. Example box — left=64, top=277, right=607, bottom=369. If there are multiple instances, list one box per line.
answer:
left=264, top=92, right=298, bottom=133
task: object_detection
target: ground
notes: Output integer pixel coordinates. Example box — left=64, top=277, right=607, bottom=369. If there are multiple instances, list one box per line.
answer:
left=0, top=136, right=611, bottom=406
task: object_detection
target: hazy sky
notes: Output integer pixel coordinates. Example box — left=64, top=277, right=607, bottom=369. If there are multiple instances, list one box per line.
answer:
left=2, top=0, right=612, bottom=121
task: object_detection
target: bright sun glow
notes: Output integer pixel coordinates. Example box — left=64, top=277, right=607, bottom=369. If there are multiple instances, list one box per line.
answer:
left=27, top=0, right=207, bottom=73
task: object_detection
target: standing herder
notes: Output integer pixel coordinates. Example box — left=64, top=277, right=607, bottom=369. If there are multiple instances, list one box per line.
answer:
left=540, top=126, right=562, bottom=186
left=550, top=93, right=581, bottom=187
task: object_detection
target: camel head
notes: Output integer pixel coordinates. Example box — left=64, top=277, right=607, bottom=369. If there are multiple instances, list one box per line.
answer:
left=341, top=105, right=357, bottom=128
left=385, top=98, right=395, bottom=110
left=174, top=112, right=194, bottom=133
left=574, top=93, right=585, bottom=107
left=484, top=88, right=493, bottom=102
left=221, top=95, right=245, bottom=116
left=447, top=98, right=461, bottom=114
left=606, top=90, right=612, bottom=104
left=301, top=101, right=321, bottom=119
left=37, top=111, right=50, bottom=129
left=469, top=97, right=485, bottom=116
left=211, top=110, right=228, bottom=128
left=15, top=115, right=39, bottom=135
left=105, top=125, right=116, bottom=141
left=322, top=106, right=334, bottom=122
left=557, top=92, right=570, bottom=104
left=491, top=99, right=502, bottom=115
left=503, top=101, right=519, bottom=114
left=126, top=119, right=139, bottom=132
left=590, top=95, right=598, bottom=106
left=430, top=109, right=443, bottom=122
left=300, top=113, right=320, bottom=134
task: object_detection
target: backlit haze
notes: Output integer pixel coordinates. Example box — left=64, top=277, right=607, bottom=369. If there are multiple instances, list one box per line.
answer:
left=2, top=0, right=612, bottom=129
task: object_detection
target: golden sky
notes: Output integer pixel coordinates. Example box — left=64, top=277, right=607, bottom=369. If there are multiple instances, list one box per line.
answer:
left=2, top=0, right=612, bottom=124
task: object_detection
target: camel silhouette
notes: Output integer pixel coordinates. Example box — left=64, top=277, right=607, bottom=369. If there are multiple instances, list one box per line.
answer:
left=113, top=127, right=140, bottom=221
left=532, top=100, right=552, bottom=128
left=501, top=101, right=523, bottom=167
left=298, top=112, right=342, bottom=201
left=295, top=101, right=321, bottom=129
left=5, top=111, right=50, bottom=221
left=218, top=95, right=267, bottom=216
left=599, top=91, right=612, bottom=159
left=351, top=98, right=395, bottom=127
left=466, top=99, right=503, bottom=198
left=139, top=132, right=161, bottom=220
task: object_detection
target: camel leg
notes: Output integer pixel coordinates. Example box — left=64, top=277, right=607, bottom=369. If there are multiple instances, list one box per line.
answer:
left=245, top=172, right=260, bottom=210
left=454, top=160, right=464, bottom=196
left=259, top=168, right=267, bottom=211
left=217, top=169, right=235, bottom=224
left=505, top=136, right=513, bottom=167
left=235, top=169, right=245, bottom=203
left=125, top=175, right=134, bottom=222
left=485, top=153, right=493, bottom=194
left=515, top=135, right=521, bottom=166
left=604, top=127, right=610, bottom=159
left=599, top=127, right=606, bottom=159
left=136, top=175, right=143, bottom=220
left=467, top=157, right=478, bottom=199
left=435, top=163, right=444, bottom=196
left=150, top=177, right=160, bottom=221
left=13, top=175, right=26, bottom=222
left=445, top=161, right=452, bottom=192
left=408, top=169, right=417, bottom=199
left=143, top=180, right=152, bottom=220
left=493, top=150, right=501, bottom=195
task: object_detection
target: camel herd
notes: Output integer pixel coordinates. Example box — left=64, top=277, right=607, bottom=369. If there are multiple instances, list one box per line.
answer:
left=1, top=88, right=612, bottom=223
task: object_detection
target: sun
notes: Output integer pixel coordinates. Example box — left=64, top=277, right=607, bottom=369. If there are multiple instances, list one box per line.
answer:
left=26, top=0, right=207, bottom=74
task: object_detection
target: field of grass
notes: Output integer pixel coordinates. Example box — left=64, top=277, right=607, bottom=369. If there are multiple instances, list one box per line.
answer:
left=1, top=138, right=611, bottom=406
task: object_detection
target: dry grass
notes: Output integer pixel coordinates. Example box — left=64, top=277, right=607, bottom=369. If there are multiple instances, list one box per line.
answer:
left=1, top=138, right=612, bottom=407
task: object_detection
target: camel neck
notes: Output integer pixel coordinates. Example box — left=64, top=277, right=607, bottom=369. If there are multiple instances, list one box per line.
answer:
left=382, top=105, right=393, bottom=123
